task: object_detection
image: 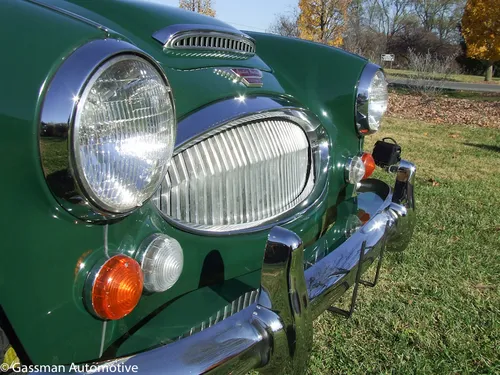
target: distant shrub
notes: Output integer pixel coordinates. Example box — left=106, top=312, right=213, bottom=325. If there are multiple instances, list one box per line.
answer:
left=405, top=48, right=460, bottom=96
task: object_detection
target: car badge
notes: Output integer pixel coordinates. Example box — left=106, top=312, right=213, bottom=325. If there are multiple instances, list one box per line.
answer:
left=214, top=68, right=264, bottom=88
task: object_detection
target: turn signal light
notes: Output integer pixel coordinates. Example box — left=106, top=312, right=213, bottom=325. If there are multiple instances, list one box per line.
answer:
left=362, top=152, right=376, bottom=179
left=88, top=255, right=143, bottom=320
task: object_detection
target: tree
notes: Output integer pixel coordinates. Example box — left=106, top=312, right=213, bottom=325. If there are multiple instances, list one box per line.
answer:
left=298, top=0, right=352, bottom=47
left=461, top=0, right=500, bottom=81
left=411, top=0, right=464, bottom=42
left=179, top=0, right=216, bottom=17
left=268, top=10, right=300, bottom=37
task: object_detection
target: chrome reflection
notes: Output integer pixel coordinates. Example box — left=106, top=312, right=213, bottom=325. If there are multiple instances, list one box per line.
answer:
left=257, top=227, right=312, bottom=374
left=355, top=62, right=383, bottom=135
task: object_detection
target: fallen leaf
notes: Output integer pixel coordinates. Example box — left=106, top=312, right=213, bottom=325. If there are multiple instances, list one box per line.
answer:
left=428, top=178, right=440, bottom=186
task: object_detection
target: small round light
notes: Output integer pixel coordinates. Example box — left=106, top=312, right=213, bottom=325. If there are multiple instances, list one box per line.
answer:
left=137, top=234, right=184, bottom=293
left=88, top=255, right=143, bottom=320
left=346, top=156, right=366, bottom=184
left=73, top=55, right=176, bottom=214
left=361, top=152, right=376, bottom=179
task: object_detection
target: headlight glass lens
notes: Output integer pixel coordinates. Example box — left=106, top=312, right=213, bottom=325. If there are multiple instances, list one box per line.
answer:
left=368, top=70, right=388, bottom=131
left=346, top=156, right=366, bottom=184
left=73, top=55, right=175, bottom=213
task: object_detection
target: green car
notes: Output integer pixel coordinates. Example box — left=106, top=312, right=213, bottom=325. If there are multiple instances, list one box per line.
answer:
left=0, top=0, right=416, bottom=373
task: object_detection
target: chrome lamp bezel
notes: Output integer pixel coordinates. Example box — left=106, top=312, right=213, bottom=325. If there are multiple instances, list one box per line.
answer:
left=39, top=39, right=176, bottom=222
left=355, top=63, right=387, bottom=135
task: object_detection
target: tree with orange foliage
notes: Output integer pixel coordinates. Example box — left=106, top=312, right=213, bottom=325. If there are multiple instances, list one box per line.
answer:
left=298, top=0, right=352, bottom=47
left=461, top=0, right=500, bottom=81
left=179, top=0, right=216, bottom=17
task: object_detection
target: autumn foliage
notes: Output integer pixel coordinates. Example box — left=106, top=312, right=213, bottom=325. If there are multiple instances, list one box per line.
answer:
left=461, top=0, right=500, bottom=80
left=298, top=0, right=351, bottom=47
left=179, top=0, right=216, bottom=17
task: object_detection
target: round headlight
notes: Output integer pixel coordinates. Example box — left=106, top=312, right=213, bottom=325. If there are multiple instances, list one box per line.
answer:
left=73, top=55, right=176, bottom=213
left=356, top=64, right=388, bottom=135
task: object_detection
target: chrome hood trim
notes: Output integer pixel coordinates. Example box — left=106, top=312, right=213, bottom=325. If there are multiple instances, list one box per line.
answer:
left=153, top=24, right=256, bottom=58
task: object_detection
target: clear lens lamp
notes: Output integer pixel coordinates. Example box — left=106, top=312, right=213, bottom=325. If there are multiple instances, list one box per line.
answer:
left=346, top=156, right=366, bottom=184
left=136, top=234, right=184, bottom=293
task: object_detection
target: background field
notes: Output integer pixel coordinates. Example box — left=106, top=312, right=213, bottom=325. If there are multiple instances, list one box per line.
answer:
left=308, top=117, right=500, bottom=374
left=385, top=68, right=500, bottom=84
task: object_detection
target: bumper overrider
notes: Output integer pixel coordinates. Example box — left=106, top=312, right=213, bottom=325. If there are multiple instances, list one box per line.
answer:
left=75, top=160, right=416, bottom=375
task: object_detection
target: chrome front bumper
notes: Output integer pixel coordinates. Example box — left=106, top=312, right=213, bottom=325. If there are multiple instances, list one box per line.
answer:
left=87, top=160, right=416, bottom=375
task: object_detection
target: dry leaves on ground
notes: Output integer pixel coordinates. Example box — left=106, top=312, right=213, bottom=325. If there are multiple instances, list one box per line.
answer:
left=387, top=93, right=500, bottom=128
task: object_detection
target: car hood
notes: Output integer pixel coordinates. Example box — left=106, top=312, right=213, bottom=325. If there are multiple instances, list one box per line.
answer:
left=37, top=0, right=271, bottom=72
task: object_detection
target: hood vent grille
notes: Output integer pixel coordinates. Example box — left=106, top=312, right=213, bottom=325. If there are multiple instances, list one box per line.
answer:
left=153, top=24, right=256, bottom=58
left=170, top=33, right=255, bottom=55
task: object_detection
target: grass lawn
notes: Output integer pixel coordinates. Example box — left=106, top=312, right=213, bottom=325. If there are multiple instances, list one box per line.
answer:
left=309, top=118, right=500, bottom=374
left=386, top=68, right=500, bottom=84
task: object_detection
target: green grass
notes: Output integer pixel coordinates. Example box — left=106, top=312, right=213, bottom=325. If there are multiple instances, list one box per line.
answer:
left=386, top=68, right=500, bottom=84
left=308, top=118, right=500, bottom=374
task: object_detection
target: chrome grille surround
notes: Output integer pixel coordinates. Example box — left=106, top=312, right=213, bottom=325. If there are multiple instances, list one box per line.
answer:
left=152, top=24, right=256, bottom=58
left=155, top=98, right=329, bottom=235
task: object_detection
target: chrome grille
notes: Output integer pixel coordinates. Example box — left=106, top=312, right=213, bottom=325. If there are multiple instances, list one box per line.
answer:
left=177, top=290, right=259, bottom=340
left=158, top=116, right=314, bottom=232
left=167, top=32, right=256, bottom=56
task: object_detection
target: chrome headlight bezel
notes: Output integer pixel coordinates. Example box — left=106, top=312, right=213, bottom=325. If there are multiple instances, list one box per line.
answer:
left=355, top=63, right=388, bottom=135
left=39, top=39, right=176, bottom=221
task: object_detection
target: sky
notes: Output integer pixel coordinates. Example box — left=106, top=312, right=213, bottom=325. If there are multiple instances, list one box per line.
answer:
left=151, top=0, right=298, bottom=32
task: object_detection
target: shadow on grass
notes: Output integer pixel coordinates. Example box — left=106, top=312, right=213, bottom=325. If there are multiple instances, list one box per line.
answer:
left=463, top=142, right=500, bottom=153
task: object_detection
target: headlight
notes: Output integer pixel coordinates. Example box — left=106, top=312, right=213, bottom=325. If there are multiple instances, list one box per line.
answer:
left=73, top=55, right=175, bottom=213
left=40, top=40, right=176, bottom=219
left=355, top=63, right=388, bottom=135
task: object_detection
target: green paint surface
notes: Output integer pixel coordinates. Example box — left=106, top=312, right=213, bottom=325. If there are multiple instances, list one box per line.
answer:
left=0, top=0, right=368, bottom=365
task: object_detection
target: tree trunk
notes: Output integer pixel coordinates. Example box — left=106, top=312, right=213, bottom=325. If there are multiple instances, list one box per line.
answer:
left=485, top=61, right=493, bottom=82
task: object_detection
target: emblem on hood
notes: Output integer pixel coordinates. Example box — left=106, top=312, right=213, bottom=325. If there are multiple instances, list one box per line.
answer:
left=214, top=68, right=263, bottom=88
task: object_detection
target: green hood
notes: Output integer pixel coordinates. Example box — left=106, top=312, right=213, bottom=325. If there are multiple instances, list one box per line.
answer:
left=39, top=0, right=271, bottom=72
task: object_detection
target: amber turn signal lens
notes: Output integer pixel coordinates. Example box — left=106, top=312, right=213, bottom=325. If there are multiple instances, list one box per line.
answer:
left=362, top=152, right=376, bottom=179
left=90, top=255, right=143, bottom=320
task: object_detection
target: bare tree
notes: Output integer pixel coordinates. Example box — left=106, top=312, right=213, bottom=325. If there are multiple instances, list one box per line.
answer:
left=268, top=10, right=300, bottom=37
left=411, top=0, right=465, bottom=41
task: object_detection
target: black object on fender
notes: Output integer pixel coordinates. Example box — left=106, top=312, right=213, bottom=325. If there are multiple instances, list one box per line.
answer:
left=372, top=137, right=402, bottom=168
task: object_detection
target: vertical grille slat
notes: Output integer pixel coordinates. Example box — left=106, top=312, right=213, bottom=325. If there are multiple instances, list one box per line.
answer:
left=159, top=117, right=313, bottom=231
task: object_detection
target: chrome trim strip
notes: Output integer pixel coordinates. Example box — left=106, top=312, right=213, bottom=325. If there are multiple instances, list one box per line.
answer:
left=152, top=24, right=256, bottom=57
left=156, top=97, right=330, bottom=235
left=355, top=62, right=383, bottom=135
left=25, top=0, right=112, bottom=35
left=39, top=39, right=174, bottom=221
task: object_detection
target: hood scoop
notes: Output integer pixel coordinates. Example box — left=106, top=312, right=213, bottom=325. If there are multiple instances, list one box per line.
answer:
left=152, top=24, right=256, bottom=59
